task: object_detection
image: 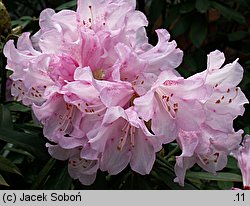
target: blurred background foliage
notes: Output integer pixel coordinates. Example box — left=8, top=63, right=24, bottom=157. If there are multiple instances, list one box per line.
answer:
left=0, top=0, right=249, bottom=189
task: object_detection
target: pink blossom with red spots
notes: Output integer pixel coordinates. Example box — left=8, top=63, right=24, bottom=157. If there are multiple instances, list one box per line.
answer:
left=3, top=0, right=248, bottom=186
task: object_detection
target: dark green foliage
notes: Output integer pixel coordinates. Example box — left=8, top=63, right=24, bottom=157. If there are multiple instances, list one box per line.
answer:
left=0, top=0, right=249, bottom=190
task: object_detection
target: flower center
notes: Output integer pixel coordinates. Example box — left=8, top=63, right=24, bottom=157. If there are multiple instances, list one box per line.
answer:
left=93, top=69, right=105, bottom=80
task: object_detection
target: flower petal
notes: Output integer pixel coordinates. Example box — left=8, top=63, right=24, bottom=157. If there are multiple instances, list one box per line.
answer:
left=130, top=129, right=155, bottom=175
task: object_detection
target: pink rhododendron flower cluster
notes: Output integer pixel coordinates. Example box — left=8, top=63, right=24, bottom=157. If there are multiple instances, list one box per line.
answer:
left=232, top=135, right=250, bottom=190
left=3, top=0, right=249, bottom=186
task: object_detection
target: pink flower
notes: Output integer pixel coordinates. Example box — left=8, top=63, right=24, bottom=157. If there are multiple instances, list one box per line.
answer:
left=232, top=135, right=250, bottom=190
left=47, top=143, right=99, bottom=185
left=3, top=0, right=183, bottom=185
left=190, top=50, right=248, bottom=133
left=3, top=0, right=248, bottom=187
left=174, top=129, right=243, bottom=186
left=134, top=70, right=207, bottom=143
left=173, top=50, right=248, bottom=186
left=88, top=106, right=163, bottom=175
left=3, top=33, right=53, bottom=106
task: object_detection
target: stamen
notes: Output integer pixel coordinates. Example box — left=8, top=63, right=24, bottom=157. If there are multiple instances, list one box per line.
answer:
left=88, top=5, right=94, bottom=24
left=58, top=105, right=75, bottom=133
left=117, top=122, right=130, bottom=151
left=213, top=153, right=219, bottom=163
left=156, top=88, right=177, bottom=118
left=130, top=126, right=135, bottom=147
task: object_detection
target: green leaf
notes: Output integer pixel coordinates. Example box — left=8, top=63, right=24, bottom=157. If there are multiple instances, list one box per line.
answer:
left=211, top=2, right=246, bottom=24
left=0, top=104, right=48, bottom=161
left=0, top=174, right=9, bottom=186
left=6, top=102, right=31, bottom=113
left=148, top=0, right=165, bottom=22
left=164, top=5, right=180, bottom=28
left=0, top=128, right=48, bottom=161
left=184, top=55, right=198, bottom=69
left=196, top=0, right=210, bottom=13
left=14, top=124, right=42, bottom=135
left=132, top=174, right=152, bottom=189
left=31, top=158, right=56, bottom=189
left=42, top=162, right=72, bottom=189
left=171, top=15, right=192, bottom=37
left=186, top=172, right=242, bottom=182
left=242, top=43, right=250, bottom=55
left=192, top=48, right=207, bottom=70
left=152, top=168, right=197, bottom=190
left=243, top=127, right=250, bottom=135
left=55, top=0, right=77, bottom=11
left=0, top=104, right=13, bottom=129
left=11, top=16, right=33, bottom=28
left=180, top=1, right=195, bottom=13
left=226, top=156, right=239, bottom=169
left=189, top=15, right=207, bottom=47
left=0, top=155, right=22, bottom=175
left=119, top=172, right=152, bottom=189
left=217, top=181, right=234, bottom=190
left=153, top=155, right=198, bottom=189
left=228, top=31, right=248, bottom=41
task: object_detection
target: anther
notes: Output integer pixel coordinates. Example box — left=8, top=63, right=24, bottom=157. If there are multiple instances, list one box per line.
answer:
left=215, top=99, right=221, bottom=104
left=167, top=106, right=171, bottom=112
